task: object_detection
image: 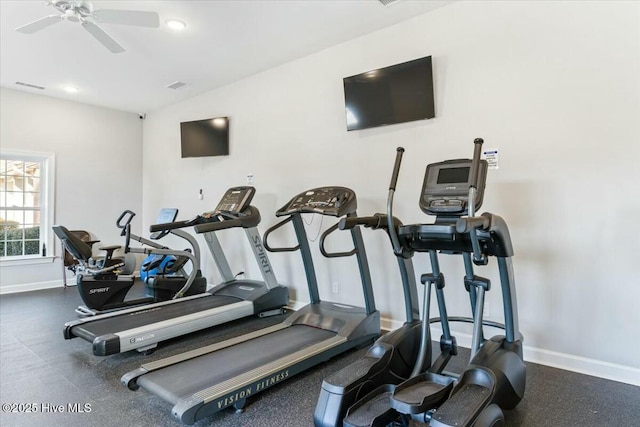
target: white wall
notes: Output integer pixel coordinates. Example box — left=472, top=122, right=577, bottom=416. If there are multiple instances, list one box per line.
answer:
left=0, top=88, right=143, bottom=291
left=142, top=1, right=640, bottom=383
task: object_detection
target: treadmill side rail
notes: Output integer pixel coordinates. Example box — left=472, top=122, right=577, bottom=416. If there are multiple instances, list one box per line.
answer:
left=114, top=301, right=254, bottom=354
left=173, top=334, right=349, bottom=424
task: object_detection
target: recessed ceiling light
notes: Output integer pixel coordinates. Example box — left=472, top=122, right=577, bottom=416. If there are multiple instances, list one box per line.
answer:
left=64, top=86, right=79, bottom=94
left=166, top=19, right=186, bottom=30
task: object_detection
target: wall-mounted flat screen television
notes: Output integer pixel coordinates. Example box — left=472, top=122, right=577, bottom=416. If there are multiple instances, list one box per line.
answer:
left=343, top=56, right=435, bottom=131
left=180, top=117, right=229, bottom=158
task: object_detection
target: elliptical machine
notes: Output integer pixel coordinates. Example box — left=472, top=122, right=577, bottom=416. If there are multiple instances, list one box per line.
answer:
left=314, top=139, right=526, bottom=427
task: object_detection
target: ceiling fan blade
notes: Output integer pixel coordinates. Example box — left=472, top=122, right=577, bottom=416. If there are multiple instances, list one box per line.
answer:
left=93, top=9, right=160, bottom=28
left=82, top=21, right=125, bottom=53
left=16, top=15, right=62, bottom=34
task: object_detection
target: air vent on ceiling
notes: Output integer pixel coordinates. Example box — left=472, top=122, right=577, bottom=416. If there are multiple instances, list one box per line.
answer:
left=378, top=0, right=401, bottom=6
left=15, top=81, right=45, bottom=90
left=166, top=81, right=187, bottom=90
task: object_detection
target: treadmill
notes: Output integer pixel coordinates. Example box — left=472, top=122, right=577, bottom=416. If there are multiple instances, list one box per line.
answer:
left=122, top=186, right=380, bottom=425
left=63, top=186, right=289, bottom=356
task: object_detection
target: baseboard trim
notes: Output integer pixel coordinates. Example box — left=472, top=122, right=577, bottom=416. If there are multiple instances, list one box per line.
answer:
left=1, top=293, right=636, bottom=386
left=390, top=316, right=640, bottom=387
left=287, top=301, right=639, bottom=387
left=0, top=280, right=66, bottom=295
left=523, top=345, right=640, bottom=387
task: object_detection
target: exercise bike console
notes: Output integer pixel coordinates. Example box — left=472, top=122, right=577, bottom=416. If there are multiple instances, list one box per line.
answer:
left=149, top=208, right=179, bottom=240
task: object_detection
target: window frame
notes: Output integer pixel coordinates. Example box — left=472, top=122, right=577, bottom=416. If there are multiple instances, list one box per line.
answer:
left=0, top=150, right=55, bottom=265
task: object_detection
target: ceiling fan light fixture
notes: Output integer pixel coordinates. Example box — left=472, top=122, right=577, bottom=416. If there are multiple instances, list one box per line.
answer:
left=16, top=1, right=160, bottom=53
left=165, top=19, right=186, bottom=31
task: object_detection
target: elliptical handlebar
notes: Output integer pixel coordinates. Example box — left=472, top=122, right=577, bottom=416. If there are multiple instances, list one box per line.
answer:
left=116, top=210, right=136, bottom=236
left=465, top=138, right=489, bottom=265
left=468, top=138, right=485, bottom=197
left=456, top=214, right=491, bottom=234
left=387, top=147, right=405, bottom=256
left=339, top=216, right=380, bottom=230
left=339, top=213, right=402, bottom=232
left=389, top=147, right=405, bottom=191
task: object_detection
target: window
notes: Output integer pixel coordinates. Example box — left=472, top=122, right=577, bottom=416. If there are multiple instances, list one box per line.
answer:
left=0, top=151, right=55, bottom=262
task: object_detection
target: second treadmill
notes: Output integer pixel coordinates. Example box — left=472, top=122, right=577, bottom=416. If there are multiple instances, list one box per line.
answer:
left=122, top=186, right=380, bottom=424
left=64, top=186, right=289, bottom=356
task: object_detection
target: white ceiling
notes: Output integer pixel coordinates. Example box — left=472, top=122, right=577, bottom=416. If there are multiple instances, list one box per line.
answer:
left=0, top=0, right=450, bottom=114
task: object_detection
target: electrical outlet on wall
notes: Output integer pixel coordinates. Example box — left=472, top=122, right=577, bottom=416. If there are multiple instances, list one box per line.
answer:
left=332, top=281, right=339, bottom=294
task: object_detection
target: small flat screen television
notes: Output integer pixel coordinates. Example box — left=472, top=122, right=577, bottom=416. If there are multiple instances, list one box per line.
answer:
left=343, top=56, right=435, bottom=131
left=180, top=117, right=229, bottom=158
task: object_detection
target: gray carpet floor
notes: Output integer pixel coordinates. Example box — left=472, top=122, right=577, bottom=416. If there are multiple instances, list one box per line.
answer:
left=1, top=285, right=639, bottom=427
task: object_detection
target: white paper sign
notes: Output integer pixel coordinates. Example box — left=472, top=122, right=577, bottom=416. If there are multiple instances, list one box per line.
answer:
left=482, top=148, right=499, bottom=170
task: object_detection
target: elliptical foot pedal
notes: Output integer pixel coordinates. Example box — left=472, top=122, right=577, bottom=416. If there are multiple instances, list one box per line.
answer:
left=429, top=369, right=494, bottom=427
left=326, top=354, right=388, bottom=389
left=390, top=372, right=454, bottom=414
left=343, top=384, right=397, bottom=427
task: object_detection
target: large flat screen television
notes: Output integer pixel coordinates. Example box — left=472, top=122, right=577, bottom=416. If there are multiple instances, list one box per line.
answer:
left=343, top=56, right=435, bottom=131
left=180, top=117, right=229, bottom=158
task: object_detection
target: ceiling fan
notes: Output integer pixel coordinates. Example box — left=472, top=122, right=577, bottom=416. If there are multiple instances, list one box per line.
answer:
left=15, top=0, right=160, bottom=53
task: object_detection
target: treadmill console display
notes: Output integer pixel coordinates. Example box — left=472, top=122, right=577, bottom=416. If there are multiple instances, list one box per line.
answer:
left=419, top=159, right=488, bottom=216
left=277, top=187, right=357, bottom=217
left=203, top=186, right=255, bottom=219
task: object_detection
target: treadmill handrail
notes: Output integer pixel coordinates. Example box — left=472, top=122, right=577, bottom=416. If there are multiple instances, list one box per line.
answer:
left=319, top=223, right=357, bottom=258
left=149, top=217, right=200, bottom=233
left=196, top=206, right=261, bottom=233
left=195, top=218, right=243, bottom=234
left=263, top=216, right=301, bottom=252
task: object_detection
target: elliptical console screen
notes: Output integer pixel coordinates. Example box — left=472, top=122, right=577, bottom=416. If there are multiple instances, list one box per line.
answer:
left=277, top=187, right=356, bottom=217
left=437, top=167, right=470, bottom=184
left=419, top=159, right=487, bottom=216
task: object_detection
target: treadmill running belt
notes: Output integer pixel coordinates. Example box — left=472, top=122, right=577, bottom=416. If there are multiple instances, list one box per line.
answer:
left=71, top=295, right=242, bottom=339
left=138, top=325, right=336, bottom=405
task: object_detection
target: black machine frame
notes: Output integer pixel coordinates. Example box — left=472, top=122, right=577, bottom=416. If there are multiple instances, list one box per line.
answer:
left=314, top=139, right=526, bottom=427
left=121, top=186, right=380, bottom=424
